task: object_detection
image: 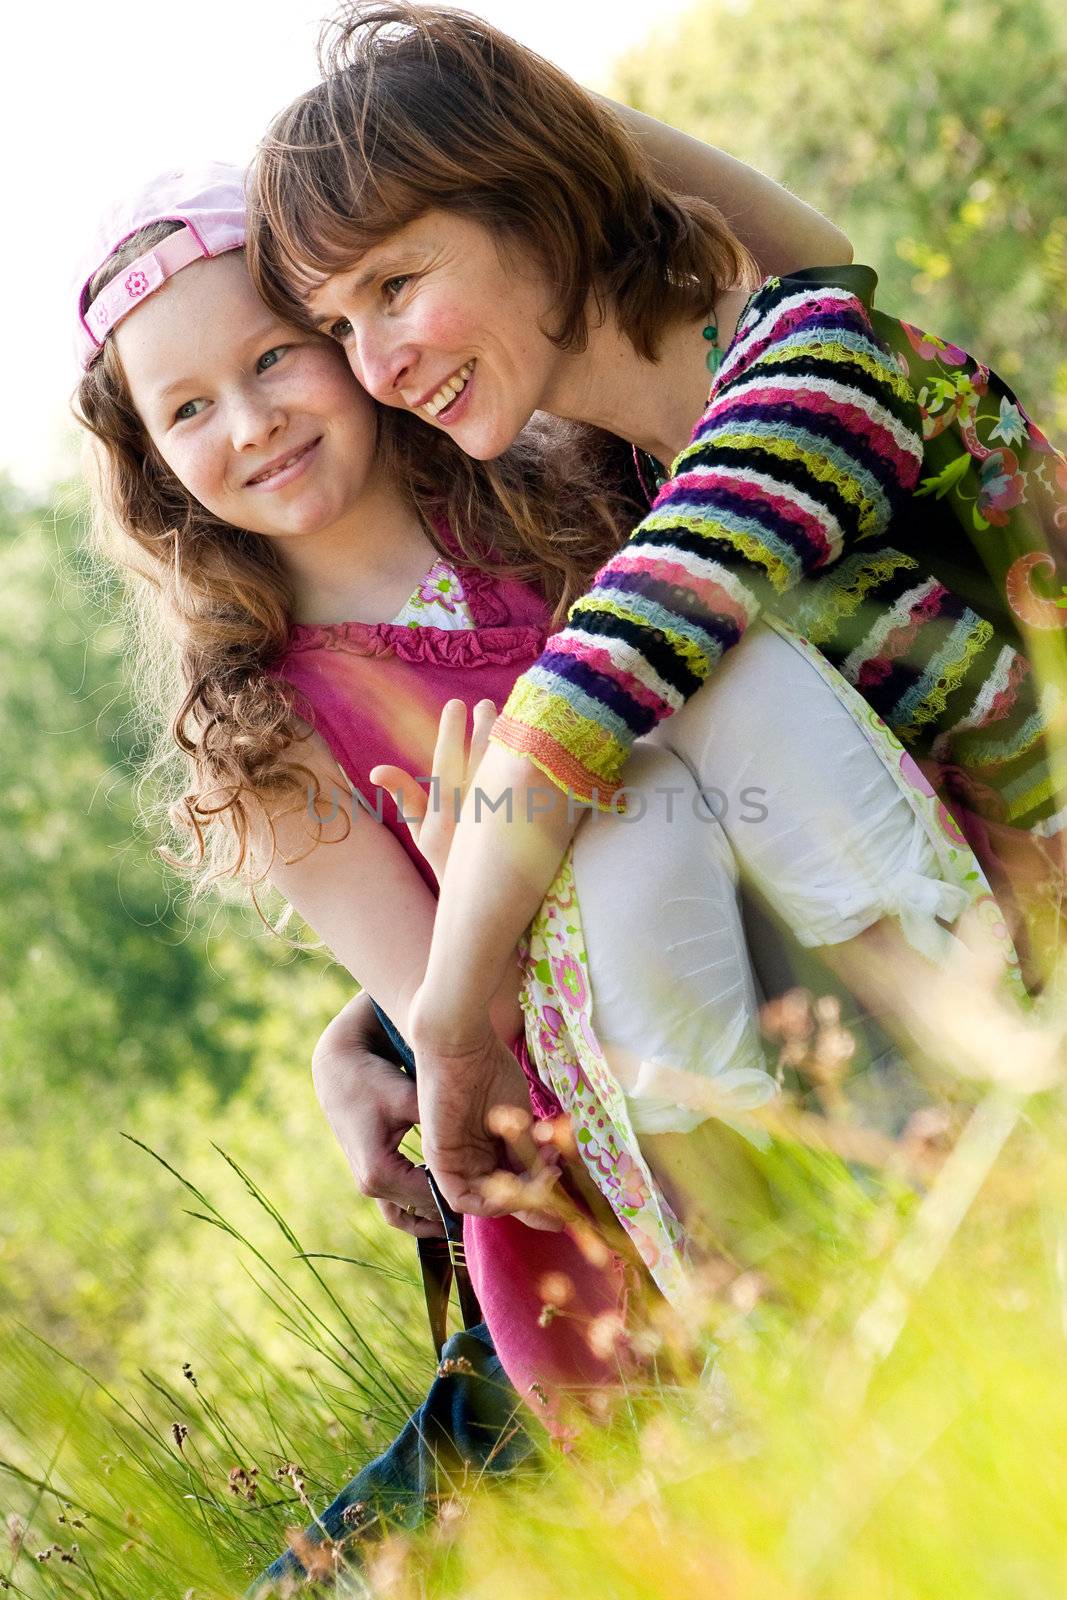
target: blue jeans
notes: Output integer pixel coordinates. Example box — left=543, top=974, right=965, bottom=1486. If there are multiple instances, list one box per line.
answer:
left=250, top=1006, right=531, bottom=1593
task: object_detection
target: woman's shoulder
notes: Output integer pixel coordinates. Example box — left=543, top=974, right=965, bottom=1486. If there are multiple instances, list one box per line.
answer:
left=746, top=262, right=880, bottom=319
left=714, top=262, right=913, bottom=405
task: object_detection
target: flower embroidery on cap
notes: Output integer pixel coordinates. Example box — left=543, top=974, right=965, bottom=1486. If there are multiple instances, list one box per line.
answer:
left=124, top=270, right=149, bottom=298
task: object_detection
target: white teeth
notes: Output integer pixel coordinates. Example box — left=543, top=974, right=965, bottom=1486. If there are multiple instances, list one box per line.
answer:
left=423, top=362, right=473, bottom=419
left=251, top=446, right=305, bottom=484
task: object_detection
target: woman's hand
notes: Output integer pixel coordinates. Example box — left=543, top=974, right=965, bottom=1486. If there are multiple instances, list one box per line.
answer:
left=409, top=984, right=563, bottom=1230
left=407, top=739, right=583, bottom=1216
left=371, top=698, right=497, bottom=889
left=311, top=994, right=444, bottom=1238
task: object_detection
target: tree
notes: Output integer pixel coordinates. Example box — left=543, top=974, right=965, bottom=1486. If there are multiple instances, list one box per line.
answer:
left=615, top=0, right=1067, bottom=432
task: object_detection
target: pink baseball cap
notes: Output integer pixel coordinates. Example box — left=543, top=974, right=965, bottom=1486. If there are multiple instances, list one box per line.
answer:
left=73, top=161, right=247, bottom=370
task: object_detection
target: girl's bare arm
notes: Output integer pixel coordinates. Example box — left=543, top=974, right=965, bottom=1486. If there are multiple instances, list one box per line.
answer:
left=260, top=723, right=522, bottom=1047
left=601, top=95, right=852, bottom=274
left=255, top=724, right=523, bottom=1233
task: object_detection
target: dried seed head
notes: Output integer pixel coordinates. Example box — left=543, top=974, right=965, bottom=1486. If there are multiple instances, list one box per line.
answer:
left=436, top=1355, right=475, bottom=1378
left=587, top=1310, right=627, bottom=1360
left=227, top=1466, right=258, bottom=1502
left=285, top=1527, right=341, bottom=1582
left=485, top=1103, right=532, bottom=1142
left=171, top=1422, right=189, bottom=1452
left=181, top=1362, right=198, bottom=1389
left=533, top=1116, right=577, bottom=1158
left=538, top=1271, right=575, bottom=1307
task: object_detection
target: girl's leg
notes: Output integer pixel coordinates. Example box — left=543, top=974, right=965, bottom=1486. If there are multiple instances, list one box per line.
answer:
left=646, top=623, right=968, bottom=965
left=570, top=741, right=775, bottom=1137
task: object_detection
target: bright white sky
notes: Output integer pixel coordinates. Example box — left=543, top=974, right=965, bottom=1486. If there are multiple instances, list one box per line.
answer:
left=3, top=0, right=691, bottom=495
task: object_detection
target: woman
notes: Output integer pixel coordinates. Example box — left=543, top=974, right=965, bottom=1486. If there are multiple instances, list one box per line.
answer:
left=246, top=2, right=1064, bottom=1221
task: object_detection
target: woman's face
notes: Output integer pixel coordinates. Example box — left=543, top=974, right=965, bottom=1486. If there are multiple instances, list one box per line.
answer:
left=115, top=251, right=382, bottom=541
left=306, top=211, right=564, bottom=461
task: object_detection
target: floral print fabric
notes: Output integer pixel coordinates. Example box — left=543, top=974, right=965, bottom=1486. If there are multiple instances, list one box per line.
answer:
left=390, top=557, right=476, bottom=630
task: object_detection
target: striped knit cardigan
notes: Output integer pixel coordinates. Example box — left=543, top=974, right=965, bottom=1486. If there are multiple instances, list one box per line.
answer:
left=490, top=267, right=1065, bottom=833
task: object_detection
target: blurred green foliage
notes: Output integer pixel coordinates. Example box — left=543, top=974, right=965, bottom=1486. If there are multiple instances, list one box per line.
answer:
left=615, top=0, right=1067, bottom=431
left=0, top=485, right=426, bottom=1373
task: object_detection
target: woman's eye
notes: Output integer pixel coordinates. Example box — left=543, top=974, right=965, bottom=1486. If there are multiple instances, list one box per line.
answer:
left=256, top=346, right=286, bottom=373
left=383, top=275, right=410, bottom=300
left=174, top=398, right=207, bottom=423
left=329, top=318, right=353, bottom=342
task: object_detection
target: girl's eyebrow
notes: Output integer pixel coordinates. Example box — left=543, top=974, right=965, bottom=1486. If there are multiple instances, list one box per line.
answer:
left=157, top=374, right=201, bottom=402
left=155, top=318, right=295, bottom=398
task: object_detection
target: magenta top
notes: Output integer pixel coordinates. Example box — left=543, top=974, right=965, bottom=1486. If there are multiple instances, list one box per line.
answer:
left=268, top=532, right=626, bottom=1409
left=266, top=527, right=553, bottom=892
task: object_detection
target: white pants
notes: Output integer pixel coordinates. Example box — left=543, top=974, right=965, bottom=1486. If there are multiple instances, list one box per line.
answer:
left=570, top=624, right=966, bottom=1135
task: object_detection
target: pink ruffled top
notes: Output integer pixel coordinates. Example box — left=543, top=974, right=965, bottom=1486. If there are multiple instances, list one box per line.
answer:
left=266, top=527, right=553, bottom=892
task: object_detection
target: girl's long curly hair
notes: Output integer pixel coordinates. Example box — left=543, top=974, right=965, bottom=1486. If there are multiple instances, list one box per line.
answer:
left=73, top=225, right=641, bottom=918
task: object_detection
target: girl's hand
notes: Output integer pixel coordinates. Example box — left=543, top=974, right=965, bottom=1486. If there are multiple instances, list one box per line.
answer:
left=312, top=996, right=445, bottom=1238
left=371, top=699, right=496, bottom=889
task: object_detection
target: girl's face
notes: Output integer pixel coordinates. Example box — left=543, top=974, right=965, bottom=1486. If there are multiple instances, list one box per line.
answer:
left=115, top=251, right=381, bottom=541
left=306, top=211, right=564, bottom=461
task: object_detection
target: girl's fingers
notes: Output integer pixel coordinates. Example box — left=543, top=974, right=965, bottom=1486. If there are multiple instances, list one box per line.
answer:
left=369, top=764, right=428, bottom=835
left=378, top=1200, right=447, bottom=1239
left=464, top=699, right=497, bottom=789
left=431, top=699, right=468, bottom=805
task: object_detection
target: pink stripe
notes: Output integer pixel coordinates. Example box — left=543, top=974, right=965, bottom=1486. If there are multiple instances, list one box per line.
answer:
left=606, top=549, right=753, bottom=630
left=716, top=292, right=856, bottom=388
left=656, top=468, right=836, bottom=568
left=548, top=632, right=672, bottom=719
left=695, top=378, right=919, bottom=483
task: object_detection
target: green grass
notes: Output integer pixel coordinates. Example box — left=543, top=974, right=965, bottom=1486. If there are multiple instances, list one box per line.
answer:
left=3, top=974, right=1066, bottom=1598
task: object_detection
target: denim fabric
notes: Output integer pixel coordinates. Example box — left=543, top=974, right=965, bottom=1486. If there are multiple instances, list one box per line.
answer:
left=250, top=1005, right=532, bottom=1594
left=250, top=1321, right=534, bottom=1593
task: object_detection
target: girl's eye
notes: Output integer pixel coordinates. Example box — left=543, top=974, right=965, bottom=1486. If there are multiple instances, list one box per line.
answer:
left=383, top=275, right=410, bottom=300
left=329, top=318, right=353, bottom=342
left=174, top=398, right=207, bottom=423
left=256, top=346, right=286, bottom=373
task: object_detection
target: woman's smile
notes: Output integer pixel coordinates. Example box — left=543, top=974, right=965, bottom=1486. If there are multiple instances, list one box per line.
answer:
left=418, top=360, right=475, bottom=423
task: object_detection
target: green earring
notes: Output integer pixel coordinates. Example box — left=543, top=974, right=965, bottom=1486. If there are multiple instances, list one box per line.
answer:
left=703, top=321, right=723, bottom=377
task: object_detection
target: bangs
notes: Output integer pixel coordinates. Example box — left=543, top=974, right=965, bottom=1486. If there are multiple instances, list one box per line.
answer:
left=248, top=77, right=432, bottom=319
left=246, top=2, right=751, bottom=361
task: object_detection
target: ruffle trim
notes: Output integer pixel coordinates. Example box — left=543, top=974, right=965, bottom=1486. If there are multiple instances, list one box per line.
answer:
left=427, top=515, right=515, bottom=628
left=285, top=619, right=548, bottom=668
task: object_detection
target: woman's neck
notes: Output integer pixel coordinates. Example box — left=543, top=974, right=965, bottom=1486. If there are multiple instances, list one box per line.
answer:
left=277, top=473, right=434, bottom=627
left=540, top=290, right=749, bottom=466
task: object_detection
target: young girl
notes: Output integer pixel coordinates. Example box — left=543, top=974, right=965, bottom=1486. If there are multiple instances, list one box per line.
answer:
left=74, top=157, right=1013, bottom=1432
left=245, top=2, right=1066, bottom=1223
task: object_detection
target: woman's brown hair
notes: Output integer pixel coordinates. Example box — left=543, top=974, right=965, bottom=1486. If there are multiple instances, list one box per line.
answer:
left=74, top=227, right=638, bottom=917
left=247, top=2, right=754, bottom=361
